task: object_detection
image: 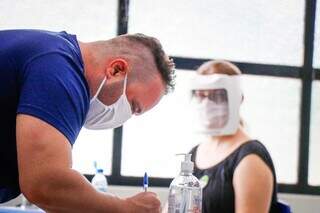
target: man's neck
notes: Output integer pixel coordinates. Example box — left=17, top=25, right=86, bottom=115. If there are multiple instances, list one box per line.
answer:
left=78, top=42, right=102, bottom=98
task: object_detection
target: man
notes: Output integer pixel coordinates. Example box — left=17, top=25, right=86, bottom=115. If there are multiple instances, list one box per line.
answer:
left=0, top=29, right=175, bottom=212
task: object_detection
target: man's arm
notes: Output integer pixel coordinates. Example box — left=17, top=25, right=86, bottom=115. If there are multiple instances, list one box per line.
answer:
left=233, top=154, right=274, bottom=213
left=16, top=114, right=160, bottom=213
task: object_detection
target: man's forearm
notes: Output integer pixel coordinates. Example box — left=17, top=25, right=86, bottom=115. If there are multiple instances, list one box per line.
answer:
left=24, top=169, right=126, bottom=213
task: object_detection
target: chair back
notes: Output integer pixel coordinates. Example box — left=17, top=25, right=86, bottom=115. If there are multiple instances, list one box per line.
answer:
left=277, top=200, right=291, bottom=213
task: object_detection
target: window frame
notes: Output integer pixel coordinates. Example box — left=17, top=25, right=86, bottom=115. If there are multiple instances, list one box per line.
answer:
left=85, top=0, right=320, bottom=195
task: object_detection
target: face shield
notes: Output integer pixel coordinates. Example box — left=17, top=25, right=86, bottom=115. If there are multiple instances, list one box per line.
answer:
left=189, top=74, right=242, bottom=136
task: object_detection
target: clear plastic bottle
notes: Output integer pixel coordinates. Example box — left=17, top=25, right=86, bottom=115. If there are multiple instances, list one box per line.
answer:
left=91, top=168, right=108, bottom=193
left=168, top=154, right=202, bottom=213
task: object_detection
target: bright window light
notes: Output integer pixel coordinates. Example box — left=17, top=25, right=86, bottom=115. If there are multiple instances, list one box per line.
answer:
left=241, top=75, right=301, bottom=184
left=0, top=0, right=118, bottom=41
left=313, top=1, right=320, bottom=68
left=129, top=0, right=304, bottom=66
left=309, top=81, right=320, bottom=186
left=72, top=128, right=113, bottom=175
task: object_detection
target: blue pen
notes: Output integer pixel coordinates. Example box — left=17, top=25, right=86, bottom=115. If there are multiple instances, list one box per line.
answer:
left=143, top=172, right=148, bottom=192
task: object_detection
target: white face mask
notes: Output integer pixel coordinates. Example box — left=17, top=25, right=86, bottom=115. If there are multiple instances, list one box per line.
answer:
left=84, top=75, right=132, bottom=130
left=195, top=98, right=229, bottom=130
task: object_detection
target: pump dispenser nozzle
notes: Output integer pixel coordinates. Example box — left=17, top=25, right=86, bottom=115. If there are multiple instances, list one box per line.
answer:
left=176, top=153, right=194, bottom=174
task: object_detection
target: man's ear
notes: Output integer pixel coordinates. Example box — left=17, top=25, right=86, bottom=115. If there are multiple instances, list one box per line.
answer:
left=105, top=58, right=129, bottom=79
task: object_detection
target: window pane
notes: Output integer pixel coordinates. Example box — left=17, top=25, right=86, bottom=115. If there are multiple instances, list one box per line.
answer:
left=309, top=81, right=320, bottom=185
left=72, top=128, right=113, bottom=175
left=129, top=0, right=304, bottom=66
left=121, top=71, right=301, bottom=184
left=314, top=1, right=320, bottom=68
left=121, top=71, right=200, bottom=178
left=241, top=75, right=301, bottom=184
left=0, top=0, right=117, bottom=41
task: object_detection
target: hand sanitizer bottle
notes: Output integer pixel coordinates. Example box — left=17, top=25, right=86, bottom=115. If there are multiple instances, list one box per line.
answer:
left=168, top=154, right=202, bottom=213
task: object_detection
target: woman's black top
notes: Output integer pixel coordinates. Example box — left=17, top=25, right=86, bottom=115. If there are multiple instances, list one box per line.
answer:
left=190, top=140, right=281, bottom=213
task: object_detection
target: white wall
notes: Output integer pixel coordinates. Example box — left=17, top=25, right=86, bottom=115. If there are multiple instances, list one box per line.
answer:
left=1, top=186, right=320, bottom=213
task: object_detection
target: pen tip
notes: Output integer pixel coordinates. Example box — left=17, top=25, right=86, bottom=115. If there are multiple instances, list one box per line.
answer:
left=143, top=172, right=148, bottom=185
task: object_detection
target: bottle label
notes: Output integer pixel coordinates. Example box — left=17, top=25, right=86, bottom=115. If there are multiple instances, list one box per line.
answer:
left=168, top=194, right=180, bottom=212
left=168, top=193, right=202, bottom=213
left=192, top=195, right=202, bottom=213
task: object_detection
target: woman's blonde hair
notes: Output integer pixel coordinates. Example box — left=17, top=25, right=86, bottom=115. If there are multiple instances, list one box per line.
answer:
left=197, top=60, right=242, bottom=76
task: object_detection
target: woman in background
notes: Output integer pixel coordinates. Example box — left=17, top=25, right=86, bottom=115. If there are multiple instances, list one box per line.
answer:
left=189, top=60, right=280, bottom=213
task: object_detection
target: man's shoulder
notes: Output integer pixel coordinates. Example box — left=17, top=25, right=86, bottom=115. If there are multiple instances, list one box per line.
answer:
left=18, top=51, right=90, bottom=144
left=18, top=30, right=85, bottom=85
left=23, top=52, right=89, bottom=102
left=3, top=29, right=80, bottom=58
left=0, top=29, right=83, bottom=74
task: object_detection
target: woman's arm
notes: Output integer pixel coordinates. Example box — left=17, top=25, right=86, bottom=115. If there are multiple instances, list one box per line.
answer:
left=233, top=154, right=274, bottom=213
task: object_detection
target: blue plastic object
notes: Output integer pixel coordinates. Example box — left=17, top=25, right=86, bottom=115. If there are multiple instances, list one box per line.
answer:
left=0, top=207, right=44, bottom=213
left=143, top=172, right=148, bottom=192
left=277, top=200, right=291, bottom=213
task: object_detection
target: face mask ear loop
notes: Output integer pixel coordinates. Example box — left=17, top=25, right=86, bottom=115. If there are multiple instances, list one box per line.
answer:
left=91, top=77, right=107, bottom=103
left=122, top=74, right=128, bottom=95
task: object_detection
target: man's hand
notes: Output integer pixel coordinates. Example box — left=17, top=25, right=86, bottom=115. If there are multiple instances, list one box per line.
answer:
left=125, top=192, right=161, bottom=213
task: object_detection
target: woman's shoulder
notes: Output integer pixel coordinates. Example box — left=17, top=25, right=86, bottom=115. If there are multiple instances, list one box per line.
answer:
left=238, top=140, right=270, bottom=154
left=233, top=140, right=276, bottom=173
left=237, top=140, right=272, bottom=158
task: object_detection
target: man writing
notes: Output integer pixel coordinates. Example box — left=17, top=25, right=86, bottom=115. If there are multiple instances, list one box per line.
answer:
left=0, top=29, right=175, bottom=212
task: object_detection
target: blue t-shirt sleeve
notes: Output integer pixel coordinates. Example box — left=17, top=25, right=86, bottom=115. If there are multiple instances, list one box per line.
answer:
left=17, top=53, right=89, bottom=144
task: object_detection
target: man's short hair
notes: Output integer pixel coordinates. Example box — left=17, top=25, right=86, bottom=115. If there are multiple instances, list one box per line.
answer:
left=124, top=33, right=175, bottom=94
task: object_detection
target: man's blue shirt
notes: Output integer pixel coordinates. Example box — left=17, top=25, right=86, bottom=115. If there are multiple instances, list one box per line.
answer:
left=0, top=29, right=90, bottom=202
